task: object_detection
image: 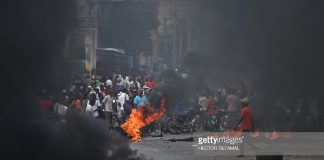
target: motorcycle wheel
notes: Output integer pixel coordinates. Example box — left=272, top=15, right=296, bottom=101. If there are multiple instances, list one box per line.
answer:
left=168, top=121, right=180, bottom=134
left=189, top=127, right=193, bottom=133
left=161, top=119, right=169, bottom=133
left=194, top=117, right=203, bottom=132
left=219, top=116, right=228, bottom=132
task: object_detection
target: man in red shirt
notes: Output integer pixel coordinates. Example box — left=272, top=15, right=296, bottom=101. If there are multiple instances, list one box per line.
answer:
left=234, top=98, right=257, bottom=157
left=40, top=97, right=54, bottom=119
left=146, top=77, right=157, bottom=89
left=234, top=98, right=254, bottom=131
left=71, top=95, right=82, bottom=112
left=206, top=95, right=215, bottom=116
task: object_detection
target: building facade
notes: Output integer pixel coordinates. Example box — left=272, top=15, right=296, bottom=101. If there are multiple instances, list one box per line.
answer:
left=63, top=0, right=98, bottom=76
left=150, top=0, right=197, bottom=71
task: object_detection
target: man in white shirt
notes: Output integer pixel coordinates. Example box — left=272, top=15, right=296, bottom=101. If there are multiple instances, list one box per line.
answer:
left=117, top=89, right=129, bottom=123
left=135, top=78, right=141, bottom=90
left=103, top=90, right=113, bottom=128
left=198, top=94, right=207, bottom=111
left=105, top=77, right=113, bottom=88
left=86, top=92, right=101, bottom=118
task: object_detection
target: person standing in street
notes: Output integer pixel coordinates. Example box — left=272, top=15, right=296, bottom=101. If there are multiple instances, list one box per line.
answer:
left=234, top=98, right=257, bottom=157
left=117, top=88, right=129, bottom=123
left=134, top=89, right=147, bottom=111
left=86, top=92, right=101, bottom=119
left=225, top=90, right=242, bottom=129
left=105, top=76, right=113, bottom=89
left=103, top=90, right=113, bottom=129
left=146, top=77, right=157, bottom=89
left=70, top=94, right=82, bottom=112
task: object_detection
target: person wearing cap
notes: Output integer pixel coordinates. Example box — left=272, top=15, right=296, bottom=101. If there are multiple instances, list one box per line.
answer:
left=234, top=97, right=254, bottom=131
left=143, top=85, right=149, bottom=90
left=234, top=97, right=257, bottom=157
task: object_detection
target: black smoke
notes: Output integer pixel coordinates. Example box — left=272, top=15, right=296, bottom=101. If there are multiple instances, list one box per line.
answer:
left=182, top=0, right=324, bottom=102
left=1, top=1, right=145, bottom=159
left=181, top=0, right=324, bottom=131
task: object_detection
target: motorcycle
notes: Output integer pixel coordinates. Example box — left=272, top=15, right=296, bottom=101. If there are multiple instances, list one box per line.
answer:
left=165, top=107, right=202, bottom=134
left=110, top=99, right=122, bottom=129
left=204, top=115, right=219, bottom=132
left=217, top=107, right=239, bottom=132
left=202, top=107, right=231, bottom=132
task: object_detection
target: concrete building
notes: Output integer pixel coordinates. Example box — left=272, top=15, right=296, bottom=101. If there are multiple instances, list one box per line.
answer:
left=151, top=0, right=197, bottom=71
left=63, top=0, right=198, bottom=75
left=63, top=0, right=256, bottom=78
left=63, top=0, right=98, bottom=76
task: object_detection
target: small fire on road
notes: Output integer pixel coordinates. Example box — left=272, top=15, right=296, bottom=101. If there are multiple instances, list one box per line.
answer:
left=121, top=99, right=166, bottom=142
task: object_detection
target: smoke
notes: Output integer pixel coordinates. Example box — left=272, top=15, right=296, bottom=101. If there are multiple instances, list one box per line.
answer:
left=1, top=1, right=145, bottom=159
left=148, top=69, right=193, bottom=116
left=181, top=0, right=324, bottom=99
left=5, top=111, right=144, bottom=160
left=178, top=0, right=324, bottom=131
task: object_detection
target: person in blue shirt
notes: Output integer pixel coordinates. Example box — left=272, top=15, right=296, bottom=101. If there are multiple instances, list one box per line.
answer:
left=134, top=90, right=147, bottom=110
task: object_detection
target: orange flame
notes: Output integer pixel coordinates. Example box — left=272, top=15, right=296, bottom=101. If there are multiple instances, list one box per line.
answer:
left=222, top=129, right=242, bottom=138
left=270, top=130, right=278, bottom=140
left=252, top=129, right=260, bottom=138
left=121, top=99, right=166, bottom=142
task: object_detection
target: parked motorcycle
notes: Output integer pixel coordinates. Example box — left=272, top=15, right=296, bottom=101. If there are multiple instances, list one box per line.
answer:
left=204, top=115, right=219, bottom=132
left=165, top=108, right=202, bottom=134
left=217, top=107, right=233, bottom=131
left=202, top=107, right=231, bottom=132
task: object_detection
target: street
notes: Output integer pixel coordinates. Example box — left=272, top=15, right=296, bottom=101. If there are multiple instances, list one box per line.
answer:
left=5, top=0, right=324, bottom=160
left=130, top=132, right=324, bottom=160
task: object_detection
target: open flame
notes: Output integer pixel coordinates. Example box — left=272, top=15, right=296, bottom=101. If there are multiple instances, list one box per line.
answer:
left=121, top=99, right=166, bottom=142
left=270, top=130, right=278, bottom=140
left=252, top=129, right=260, bottom=138
left=222, top=129, right=242, bottom=138
left=220, top=128, right=292, bottom=140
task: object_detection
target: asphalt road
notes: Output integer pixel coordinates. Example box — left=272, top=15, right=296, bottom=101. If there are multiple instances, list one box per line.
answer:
left=129, top=132, right=324, bottom=160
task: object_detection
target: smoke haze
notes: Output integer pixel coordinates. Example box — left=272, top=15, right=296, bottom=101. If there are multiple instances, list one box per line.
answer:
left=2, top=0, right=324, bottom=159
left=182, top=0, right=324, bottom=100
left=1, top=1, right=145, bottom=159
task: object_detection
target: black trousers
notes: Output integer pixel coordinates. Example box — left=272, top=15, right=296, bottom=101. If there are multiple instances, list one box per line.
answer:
left=240, top=128, right=257, bottom=155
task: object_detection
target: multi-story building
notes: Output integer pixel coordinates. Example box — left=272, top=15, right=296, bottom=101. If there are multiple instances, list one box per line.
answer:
left=151, top=0, right=197, bottom=71
left=63, top=0, right=98, bottom=76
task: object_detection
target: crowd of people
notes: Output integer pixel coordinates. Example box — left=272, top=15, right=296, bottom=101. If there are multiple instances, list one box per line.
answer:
left=38, top=71, right=323, bottom=133
left=38, top=70, right=252, bottom=133
left=194, top=87, right=249, bottom=131
left=38, top=73, right=158, bottom=130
